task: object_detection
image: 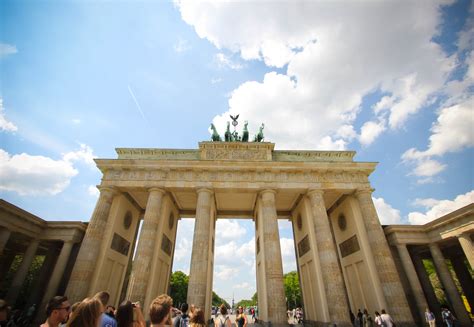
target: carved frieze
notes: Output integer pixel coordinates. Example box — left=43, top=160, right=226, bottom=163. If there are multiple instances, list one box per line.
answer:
left=104, top=168, right=368, bottom=184
left=116, top=148, right=199, bottom=160
left=273, top=150, right=355, bottom=162
left=199, top=142, right=274, bottom=161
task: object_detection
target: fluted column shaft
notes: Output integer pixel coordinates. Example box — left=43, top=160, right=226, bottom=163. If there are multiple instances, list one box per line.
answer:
left=40, top=241, right=74, bottom=308
left=260, top=190, right=287, bottom=325
left=457, top=233, right=473, bottom=269
left=429, top=243, right=471, bottom=326
left=450, top=255, right=474, bottom=312
left=127, top=188, right=165, bottom=304
left=6, top=238, right=40, bottom=304
left=412, top=254, right=442, bottom=322
left=396, top=244, right=429, bottom=322
left=66, top=187, right=116, bottom=303
left=355, top=189, right=413, bottom=323
left=188, top=189, right=214, bottom=310
left=0, top=228, right=11, bottom=256
left=308, top=190, right=351, bottom=326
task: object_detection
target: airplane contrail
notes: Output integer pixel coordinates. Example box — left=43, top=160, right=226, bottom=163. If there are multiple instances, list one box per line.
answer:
left=127, top=85, right=146, bottom=121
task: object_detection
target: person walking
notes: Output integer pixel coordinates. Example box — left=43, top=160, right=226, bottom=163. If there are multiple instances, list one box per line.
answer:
left=441, top=307, right=456, bottom=327
left=362, top=309, right=373, bottom=327
left=374, top=311, right=382, bottom=326
left=424, top=308, right=435, bottom=327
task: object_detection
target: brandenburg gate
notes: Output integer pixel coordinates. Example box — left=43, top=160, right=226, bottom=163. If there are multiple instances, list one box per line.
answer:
left=65, top=140, right=415, bottom=326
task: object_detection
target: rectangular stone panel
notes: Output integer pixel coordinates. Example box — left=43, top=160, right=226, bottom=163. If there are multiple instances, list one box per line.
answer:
left=339, top=235, right=360, bottom=258
left=111, top=233, right=130, bottom=256
left=298, top=235, right=310, bottom=257
left=161, top=234, right=173, bottom=256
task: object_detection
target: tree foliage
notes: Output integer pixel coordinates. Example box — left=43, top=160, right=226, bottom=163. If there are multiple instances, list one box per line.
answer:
left=284, top=271, right=302, bottom=309
left=170, top=271, right=189, bottom=307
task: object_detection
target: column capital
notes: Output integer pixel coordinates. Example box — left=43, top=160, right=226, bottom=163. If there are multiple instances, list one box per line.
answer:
left=148, top=187, right=166, bottom=195
left=97, top=186, right=118, bottom=196
left=355, top=187, right=375, bottom=196
left=307, top=188, right=324, bottom=197
left=260, top=189, right=277, bottom=196
left=196, top=187, right=213, bottom=195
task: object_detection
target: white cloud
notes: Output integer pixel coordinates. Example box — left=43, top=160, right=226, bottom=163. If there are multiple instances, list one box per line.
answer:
left=0, top=98, right=18, bottom=132
left=358, top=119, right=386, bottom=146
left=88, top=185, right=99, bottom=197
left=408, top=190, right=474, bottom=224
left=215, top=265, right=239, bottom=281
left=72, top=119, right=81, bottom=124
left=177, top=1, right=456, bottom=149
left=373, top=197, right=403, bottom=225
left=174, top=38, right=191, bottom=53
left=215, top=53, right=243, bottom=70
left=0, top=43, right=17, bottom=58
left=0, top=145, right=96, bottom=196
left=216, top=219, right=247, bottom=241
left=402, top=98, right=473, bottom=180
left=411, top=198, right=441, bottom=208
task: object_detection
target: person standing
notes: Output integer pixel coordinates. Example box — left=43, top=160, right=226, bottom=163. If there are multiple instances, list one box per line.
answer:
left=66, top=297, right=103, bottom=327
left=235, top=306, right=247, bottom=327
left=149, top=294, right=173, bottom=327
left=94, top=291, right=116, bottom=327
left=362, top=309, right=373, bottom=327
left=173, top=303, right=190, bottom=327
left=189, top=308, right=206, bottom=327
left=425, top=308, right=435, bottom=327
left=40, top=296, right=71, bottom=327
left=214, top=305, right=230, bottom=327
left=380, top=309, right=395, bottom=327
left=374, top=311, right=382, bottom=326
left=441, top=307, right=456, bottom=327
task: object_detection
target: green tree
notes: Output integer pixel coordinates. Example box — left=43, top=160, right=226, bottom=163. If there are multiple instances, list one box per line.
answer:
left=284, top=271, right=302, bottom=309
left=170, top=271, right=189, bottom=307
left=212, top=291, right=230, bottom=308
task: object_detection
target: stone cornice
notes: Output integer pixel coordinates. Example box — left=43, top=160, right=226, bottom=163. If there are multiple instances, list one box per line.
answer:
left=114, top=142, right=358, bottom=163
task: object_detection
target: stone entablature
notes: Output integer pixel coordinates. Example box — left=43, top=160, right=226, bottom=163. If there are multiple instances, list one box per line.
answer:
left=115, top=142, right=356, bottom=162
left=384, top=203, right=474, bottom=245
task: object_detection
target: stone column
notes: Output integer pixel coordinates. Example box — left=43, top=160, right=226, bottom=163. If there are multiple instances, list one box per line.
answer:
left=127, top=188, right=165, bottom=304
left=188, top=188, right=214, bottom=312
left=260, top=190, right=287, bottom=325
left=355, top=189, right=413, bottom=323
left=308, top=189, right=351, bottom=326
left=396, top=244, right=429, bottom=322
left=450, top=255, right=474, bottom=312
left=0, top=227, right=11, bottom=256
left=412, top=254, right=442, bottom=322
left=6, top=238, right=40, bottom=304
left=429, top=243, right=471, bottom=326
left=40, top=241, right=74, bottom=308
left=457, top=233, right=473, bottom=269
left=66, top=186, right=117, bottom=303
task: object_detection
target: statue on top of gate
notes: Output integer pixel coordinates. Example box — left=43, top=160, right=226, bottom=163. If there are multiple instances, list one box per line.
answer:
left=209, top=114, right=264, bottom=143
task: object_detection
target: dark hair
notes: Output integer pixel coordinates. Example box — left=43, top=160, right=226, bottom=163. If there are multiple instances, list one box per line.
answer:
left=219, top=304, right=227, bottom=315
left=66, top=297, right=102, bottom=327
left=93, top=291, right=110, bottom=306
left=375, top=311, right=380, bottom=316
left=180, top=303, right=189, bottom=313
left=149, top=294, right=173, bottom=324
left=46, top=296, right=68, bottom=317
left=190, top=308, right=205, bottom=325
left=116, top=301, right=133, bottom=327
left=381, top=309, right=386, bottom=314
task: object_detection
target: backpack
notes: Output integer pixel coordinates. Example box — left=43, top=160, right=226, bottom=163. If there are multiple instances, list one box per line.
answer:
left=179, top=314, right=190, bottom=327
left=217, top=315, right=228, bottom=327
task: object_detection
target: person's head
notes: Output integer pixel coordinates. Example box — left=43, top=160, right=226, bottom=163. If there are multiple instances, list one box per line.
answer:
left=238, top=306, right=243, bottom=314
left=375, top=311, right=380, bottom=316
left=116, top=301, right=134, bottom=327
left=381, top=309, right=386, bottom=314
left=0, top=299, right=9, bottom=322
left=66, top=297, right=103, bottom=327
left=219, top=304, right=227, bottom=315
left=190, top=308, right=205, bottom=325
left=180, top=303, right=189, bottom=314
left=149, top=294, right=173, bottom=326
left=45, top=296, right=70, bottom=324
left=93, top=291, right=110, bottom=309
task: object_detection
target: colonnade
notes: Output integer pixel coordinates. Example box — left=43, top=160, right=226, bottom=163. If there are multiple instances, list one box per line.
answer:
left=386, top=206, right=473, bottom=326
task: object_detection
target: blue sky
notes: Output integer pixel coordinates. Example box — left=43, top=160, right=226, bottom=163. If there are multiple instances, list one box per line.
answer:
left=1, top=0, right=473, bottom=302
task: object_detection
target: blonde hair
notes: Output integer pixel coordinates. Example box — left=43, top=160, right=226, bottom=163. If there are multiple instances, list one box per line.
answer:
left=66, top=297, right=103, bottom=327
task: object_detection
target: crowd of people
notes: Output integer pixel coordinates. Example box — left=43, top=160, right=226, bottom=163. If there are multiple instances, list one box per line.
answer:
left=0, top=293, right=461, bottom=327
